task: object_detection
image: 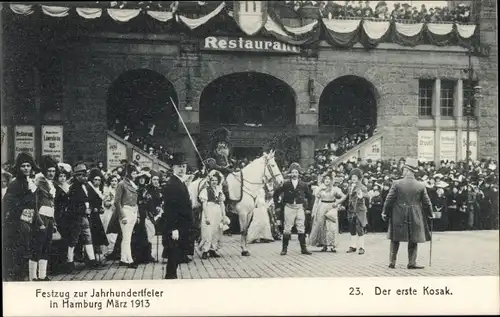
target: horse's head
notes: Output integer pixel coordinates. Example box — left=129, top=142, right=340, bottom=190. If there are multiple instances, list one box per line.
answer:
left=262, top=150, right=284, bottom=187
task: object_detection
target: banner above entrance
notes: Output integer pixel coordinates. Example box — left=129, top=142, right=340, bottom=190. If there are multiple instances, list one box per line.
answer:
left=201, top=36, right=301, bottom=54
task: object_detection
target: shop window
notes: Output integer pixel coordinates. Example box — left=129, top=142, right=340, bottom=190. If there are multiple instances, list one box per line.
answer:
left=463, top=80, right=478, bottom=117
left=440, top=80, right=455, bottom=117
left=418, top=79, right=433, bottom=117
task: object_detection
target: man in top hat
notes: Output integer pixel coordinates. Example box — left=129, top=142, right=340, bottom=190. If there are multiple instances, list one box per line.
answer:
left=160, top=152, right=194, bottom=279
left=382, top=157, right=433, bottom=269
left=273, top=162, right=313, bottom=256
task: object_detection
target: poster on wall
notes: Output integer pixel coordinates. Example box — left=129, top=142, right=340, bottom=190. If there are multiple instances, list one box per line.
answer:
left=461, top=131, right=478, bottom=161
left=107, top=135, right=128, bottom=171
left=439, top=131, right=457, bottom=163
left=41, top=125, right=63, bottom=162
left=418, top=130, right=435, bottom=162
left=15, top=125, right=36, bottom=158
left=132, top=150, right=154, bottom=170
left=1, top=126, right=7, bottom=164
left=362, top=139, right=382, bottom=162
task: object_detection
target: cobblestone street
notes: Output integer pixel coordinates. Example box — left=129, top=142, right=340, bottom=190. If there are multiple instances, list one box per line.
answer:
left=51, top=230, right=499, bottom=281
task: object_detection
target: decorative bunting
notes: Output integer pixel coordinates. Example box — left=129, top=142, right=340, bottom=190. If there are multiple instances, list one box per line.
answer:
left=177, top=2, right=225, bottom=30
left=107, top=8, right=141, bottom=22
left=41, top=6, right=70, bottom=17
left=76, top=7, right=103, bottom=19
left=7, top=2, right=480, bottom=50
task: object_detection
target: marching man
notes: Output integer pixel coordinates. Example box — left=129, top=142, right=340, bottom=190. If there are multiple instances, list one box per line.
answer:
left=346, top=168, right=369, bottom=255
left=382, top=157, right=434, bottom=269
left=273, top=162, right=313, bottom=256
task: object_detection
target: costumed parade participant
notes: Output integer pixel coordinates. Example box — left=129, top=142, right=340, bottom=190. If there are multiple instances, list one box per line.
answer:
left=160, top=153, right=194, bottom=279
left=3, top=152, right=39, bottom=281
left=273, top=162, right=313, bottom=256
left=382, top=158, right=434, bottom=269
left=346, top=168, right=369, bottom=255
left=30, top=155, right=59, bottom=281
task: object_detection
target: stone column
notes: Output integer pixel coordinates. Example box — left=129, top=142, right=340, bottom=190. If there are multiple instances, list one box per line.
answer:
left=433, top=79, right=441, bottom=167
left=299, top=136, right=315, bottom=168
left=455, top=79, right=463, bottom=161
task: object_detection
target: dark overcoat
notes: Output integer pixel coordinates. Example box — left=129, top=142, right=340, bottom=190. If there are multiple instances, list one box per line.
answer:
left=160, top=175, right=194, bottom=255
left=382, top=174, right=433, bottom=243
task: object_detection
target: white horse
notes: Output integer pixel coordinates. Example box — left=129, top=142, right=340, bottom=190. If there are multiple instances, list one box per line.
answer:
left=188, top=150, right=284, bottom=256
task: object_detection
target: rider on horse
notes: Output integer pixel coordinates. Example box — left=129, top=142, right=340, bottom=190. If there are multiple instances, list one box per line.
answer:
left=204, top=127, right=235, bottom=202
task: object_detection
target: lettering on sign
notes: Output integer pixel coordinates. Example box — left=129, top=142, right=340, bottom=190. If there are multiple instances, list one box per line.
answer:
left=201, top=36, right=301, bottom=54
left=107, top=136, right=127, bottom=171
left=15, top=126, right=36, bottom=158
left=132, top=150, right=154, bottom=170
left=42, top=126, right=63, bottom=162
left=418, top=130, right=435, bottom=162
left=362, top=139, right=382, bottom=161
left=460, top=131, right=478, bottom=161
left=439, top=131, right=456, bottom=163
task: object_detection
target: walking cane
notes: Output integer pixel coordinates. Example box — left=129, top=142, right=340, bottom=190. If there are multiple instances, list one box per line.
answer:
left=429, top=216, right=433, bottom=267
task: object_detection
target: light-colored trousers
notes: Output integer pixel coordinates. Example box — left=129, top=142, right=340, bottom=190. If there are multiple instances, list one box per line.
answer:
left=283, top=204, right=306, bottom=235
left=120, top=205, right=138, bottom=264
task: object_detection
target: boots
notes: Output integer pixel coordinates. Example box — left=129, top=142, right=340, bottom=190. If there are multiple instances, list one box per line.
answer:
left=280, top=234, right=290, bottom=255
left=298, top=234, right=312, bottom=255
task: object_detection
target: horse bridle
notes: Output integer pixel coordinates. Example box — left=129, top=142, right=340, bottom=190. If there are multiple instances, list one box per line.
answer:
left=233, top=157, right=282, bottom=199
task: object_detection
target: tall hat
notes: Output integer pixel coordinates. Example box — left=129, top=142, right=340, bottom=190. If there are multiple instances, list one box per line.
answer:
left=14, top=152, right=40, bottom=177
left=168, top=152, right=188, bottom=166
left=210, top=127, right=230, bottom=150
left=288, top=162, right=302, bottom=174
left=74, top=163, right=88, bottom=175
left=404, top=158, right=419, bottom=172
left=88, top=168, right=104, bottom=182
left=39, top=155, right=59, bottom=177
left=349, top=168, right=363, bottom=180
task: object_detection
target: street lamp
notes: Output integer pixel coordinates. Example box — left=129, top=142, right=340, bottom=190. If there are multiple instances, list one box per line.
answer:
left=464, top=47, right=483, bottom=223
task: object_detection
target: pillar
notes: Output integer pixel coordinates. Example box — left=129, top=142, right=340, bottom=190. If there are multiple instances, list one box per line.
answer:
left=455, top=79, right=463, bottom=161
left=299, top=136, right=315, bottom=168
left=433, top=79, right=441, bottom=167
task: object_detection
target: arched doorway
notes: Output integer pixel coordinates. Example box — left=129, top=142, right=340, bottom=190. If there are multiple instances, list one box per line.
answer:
left=319, top=75, right=378, bottom=134
left=107, top=69, right=179, bottom=150
left=199, top=72, right=298, bottom=163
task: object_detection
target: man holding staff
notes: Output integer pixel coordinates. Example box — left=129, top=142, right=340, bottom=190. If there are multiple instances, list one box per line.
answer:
left=382, top=157, right=434, bottom=269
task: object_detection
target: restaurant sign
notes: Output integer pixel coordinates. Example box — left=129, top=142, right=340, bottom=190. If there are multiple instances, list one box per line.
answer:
left=201, top=36, right=302, bottom=54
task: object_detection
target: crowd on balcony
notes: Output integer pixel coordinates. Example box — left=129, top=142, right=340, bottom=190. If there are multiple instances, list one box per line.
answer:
left=285, top=1, right=472, bottom=23
left=109, top=118, right=173, bottom=163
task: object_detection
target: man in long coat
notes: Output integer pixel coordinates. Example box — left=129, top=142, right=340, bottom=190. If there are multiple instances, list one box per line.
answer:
left=161, top=152, right=194, bottom=279
left=346, top=168, right=369, bottom=255
left=382, top=157, right=433, bottom=269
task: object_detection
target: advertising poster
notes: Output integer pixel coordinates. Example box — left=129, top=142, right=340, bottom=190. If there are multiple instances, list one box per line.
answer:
left=1, top=126, right=8, bottom=164
left=439, top=131, right=457, bottom=162
left=41, top=125, right=63, bottom=162
left=461, top=131, right=478, bottom=161
left=418, top=130, right=435, bottom=162
left=107, top=135, right=128, bottom=171
left=132, top=149, right=154, bottom=170
left=362, top=139, right=382, bottom=162
left=14, top=125, right=36, bottom=158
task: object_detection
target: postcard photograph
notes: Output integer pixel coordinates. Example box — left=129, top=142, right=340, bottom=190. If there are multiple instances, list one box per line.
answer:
left=1, top=0, right=499, bottom=316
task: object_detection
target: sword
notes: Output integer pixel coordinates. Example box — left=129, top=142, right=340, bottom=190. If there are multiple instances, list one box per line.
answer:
left=169, top=96, right=206, bottom=170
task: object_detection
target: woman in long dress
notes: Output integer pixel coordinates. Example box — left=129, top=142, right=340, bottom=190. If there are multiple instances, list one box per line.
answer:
left=86, top=168, right=109, bottom=261
left=101, top=175, right=119, bottom=256
left=309, top=173, right=346, bottom=252
left=198, top=171, right=226, bottom=259
left=247, top=182, right=274, bottom=243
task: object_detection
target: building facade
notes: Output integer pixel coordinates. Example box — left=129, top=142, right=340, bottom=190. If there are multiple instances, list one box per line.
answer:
left=1, top=1, right=497, bottom=169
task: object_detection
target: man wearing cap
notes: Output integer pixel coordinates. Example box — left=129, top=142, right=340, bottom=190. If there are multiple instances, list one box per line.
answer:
left=66, top=163, right=101, bottom=272
left=346, top=168, right=369, bottom=254
left=273, top=162, right=313, bottom=256
left=161, top=153, right=194, bottom=279
left=382, top=158, right=433, bottom=269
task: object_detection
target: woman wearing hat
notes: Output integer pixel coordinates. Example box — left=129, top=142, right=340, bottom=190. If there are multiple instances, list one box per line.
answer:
left=3, top=152, right=40, bottom=281
left=309, top=172, right=346, bottom=252
left=87, top=168, right=109, bottom=260
left=132, top=170, right=156, bottom=264
left=145, top=170, right=164, bottom=261
left=198, top=170, right=226, bottom=259
left=368, top=183, right=384, bottom=233
left=52, top=162, right=72, bottom=273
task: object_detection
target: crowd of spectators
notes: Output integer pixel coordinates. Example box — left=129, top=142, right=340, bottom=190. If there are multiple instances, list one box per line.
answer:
left=285, top=1, right=472, bottom=23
